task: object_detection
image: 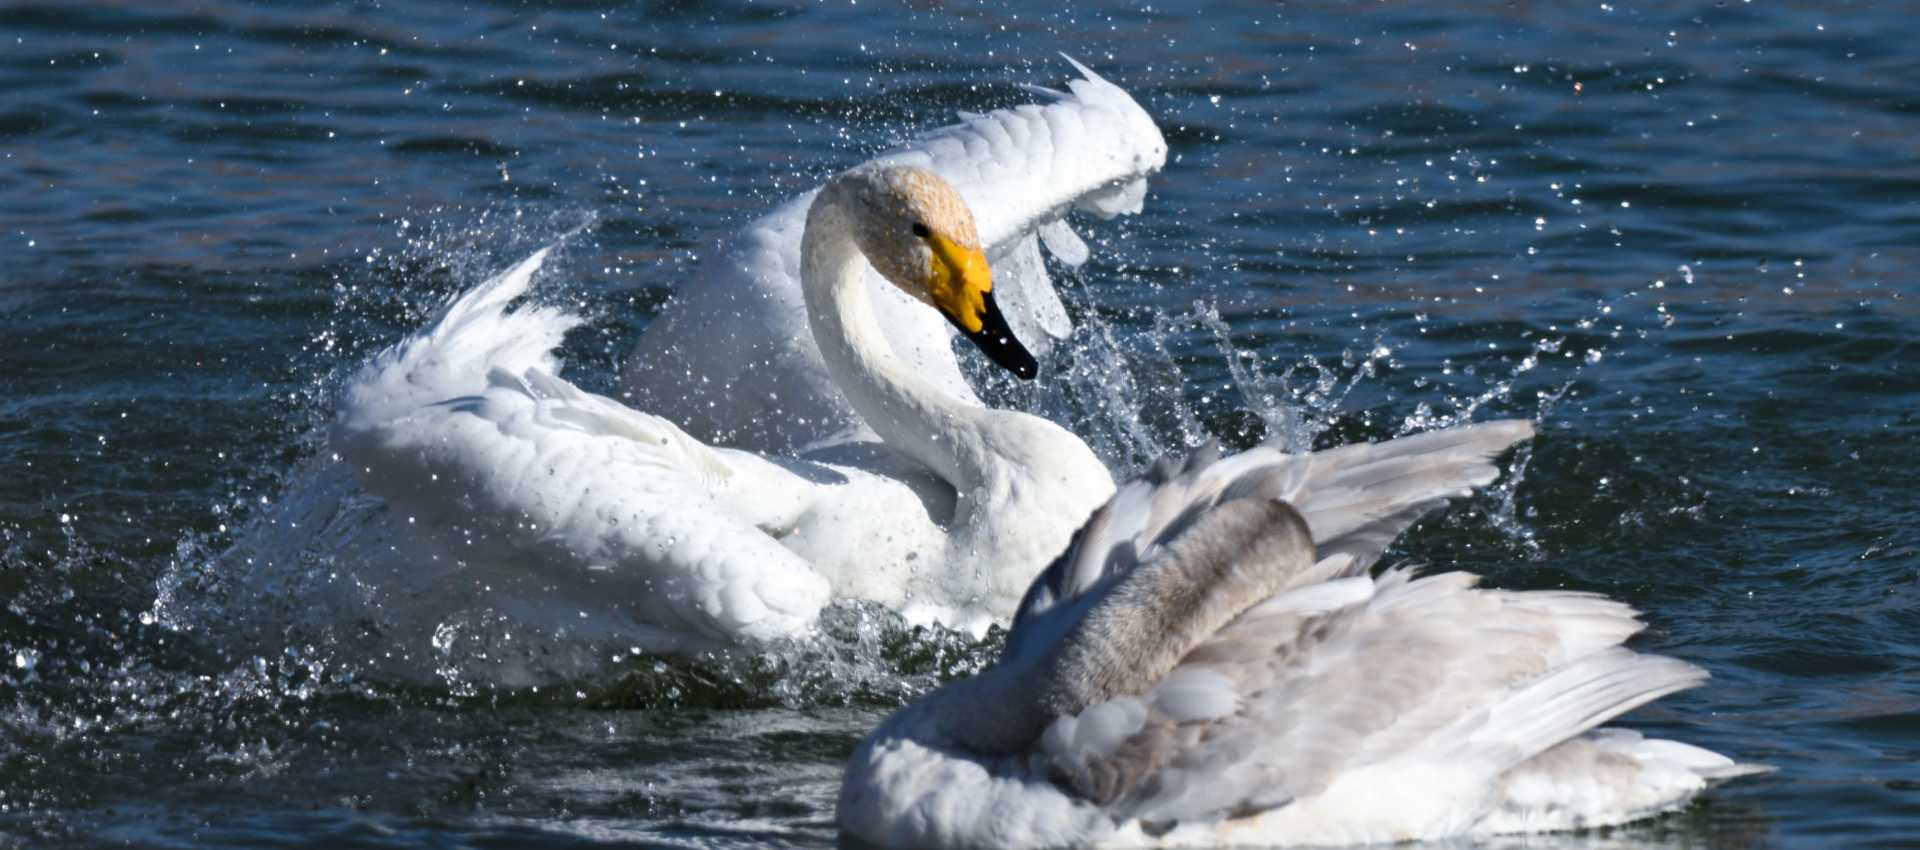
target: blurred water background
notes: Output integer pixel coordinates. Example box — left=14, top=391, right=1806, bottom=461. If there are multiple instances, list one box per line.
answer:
left=2, top=1, right=1917, bottom=847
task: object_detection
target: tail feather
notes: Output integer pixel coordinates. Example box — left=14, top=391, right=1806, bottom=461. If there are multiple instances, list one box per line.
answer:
left=436, top=248, right=548, bottom=335
left=1487, top=728, right=1770, bottom=834
left=1471, top=648, right=1710, bottom=770
left=1698, top=762, right=1776, bottom=782
left=1017, top=82, right=1070, bottom=101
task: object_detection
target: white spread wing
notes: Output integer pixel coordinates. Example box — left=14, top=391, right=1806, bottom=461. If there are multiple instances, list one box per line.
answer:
left=334, top=250, right=831, bottom=648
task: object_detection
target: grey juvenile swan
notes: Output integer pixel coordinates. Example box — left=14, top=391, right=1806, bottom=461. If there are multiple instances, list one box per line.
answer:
left=839, top=420, right=1768, bottom=848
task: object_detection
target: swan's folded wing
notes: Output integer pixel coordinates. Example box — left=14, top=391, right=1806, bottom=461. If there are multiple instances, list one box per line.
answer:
left=1031, top=569, right=1702, bottom=829
left=334, top=250, right=831, bottom=646
left=1282, top=419, right=1537, bottom=570
left=1003, top=420, right=1535, bottom=665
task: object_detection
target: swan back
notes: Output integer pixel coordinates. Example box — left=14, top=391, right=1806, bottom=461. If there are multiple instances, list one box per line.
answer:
left=622, top=59, right=1168, bottom=452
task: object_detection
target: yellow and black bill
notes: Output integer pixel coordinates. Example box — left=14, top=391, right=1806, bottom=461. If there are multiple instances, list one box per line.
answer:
left=951, top=290, right=1038, bottom=380
left=924, top=232, right=1039, bottom=380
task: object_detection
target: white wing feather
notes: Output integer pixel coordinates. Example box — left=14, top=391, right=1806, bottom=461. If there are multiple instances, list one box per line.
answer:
left=621, top=59, right=1168, bottom=452
left=333, top=250, right=831, bottom=649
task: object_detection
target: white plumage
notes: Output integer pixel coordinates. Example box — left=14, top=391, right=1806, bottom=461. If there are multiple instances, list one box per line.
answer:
left=839, top=421, right=1769, bottom=848
left=335, top=249, right=831, bottom=649
left=621, top=57, right=1168, bottom=453
left=334, top=153, right=1138, bottom=659
left=322, top=62, right=1165, bottom=664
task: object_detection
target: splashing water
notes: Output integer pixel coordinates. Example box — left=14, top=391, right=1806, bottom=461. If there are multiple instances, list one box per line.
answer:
left=126, top=192, right=1694, bottom=700
left=0, top=190, right=1716, bottom=850
left=15, top=2, right=1916, bottom=842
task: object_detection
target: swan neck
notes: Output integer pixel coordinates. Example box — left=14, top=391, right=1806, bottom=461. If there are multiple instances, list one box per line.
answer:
left=914, top=499, right=1316, bottom=754
left=1041, top=498, right=1317, bottom=717
left=801, top=186, right=977, bottom=484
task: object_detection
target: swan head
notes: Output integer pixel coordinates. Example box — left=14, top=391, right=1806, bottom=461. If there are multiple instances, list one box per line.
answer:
left=832, top=165, right=1039, bottom=379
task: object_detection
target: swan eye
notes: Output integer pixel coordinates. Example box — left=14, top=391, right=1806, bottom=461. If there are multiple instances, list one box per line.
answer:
left=910, top=222, right=931, bottom=239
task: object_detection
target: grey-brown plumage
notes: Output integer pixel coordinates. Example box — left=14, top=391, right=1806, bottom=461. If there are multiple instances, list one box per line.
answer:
left=1041, top=498, right=1315, bottom=721
left=1003, top=420, right=1538, bottom=667
left=840, top=417, right=1765, bottom=848
left=997, top=421, right=1543, bottom=820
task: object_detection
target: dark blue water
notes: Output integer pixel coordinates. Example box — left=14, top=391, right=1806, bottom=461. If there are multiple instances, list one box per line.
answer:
left=4, top=1, right=1917, bottom=847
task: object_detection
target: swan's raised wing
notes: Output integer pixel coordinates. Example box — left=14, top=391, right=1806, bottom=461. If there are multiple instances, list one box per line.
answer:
left=621, top=59, right=1168, bottom=452
left=874, top=56, right=1167, bottom=348
left=335, top=250, right=831, bottom=649
left=1003, top=420, right=1536, bottom=665
left=1032, top=568, right=1710, bottom=833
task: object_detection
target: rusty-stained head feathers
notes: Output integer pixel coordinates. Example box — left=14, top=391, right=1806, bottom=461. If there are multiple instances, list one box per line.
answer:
left=824, top=165, right=1038, bottom=379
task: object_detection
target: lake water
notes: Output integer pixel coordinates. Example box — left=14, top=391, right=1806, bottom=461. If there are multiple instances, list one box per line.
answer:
left=3, top=1, right=1917, bottom=847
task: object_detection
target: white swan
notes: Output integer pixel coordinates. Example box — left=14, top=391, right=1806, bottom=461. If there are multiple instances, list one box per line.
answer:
left=840, top=421, right=1769, bottom=849
left=621, top=57, right=1167, bottom=454
left=334, top=165, right=1115, bottom=655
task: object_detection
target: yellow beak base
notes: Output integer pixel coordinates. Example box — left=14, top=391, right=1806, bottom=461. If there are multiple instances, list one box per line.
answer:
left=925, top=234, right=992, bottom=334
left=924, top=233, right=1036, bottom=379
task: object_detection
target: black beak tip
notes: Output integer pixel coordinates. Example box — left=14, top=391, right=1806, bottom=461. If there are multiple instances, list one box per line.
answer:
left=1003, top=348, right=1039, bottom=381
left=959, top=293, right=1039, bottom=380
